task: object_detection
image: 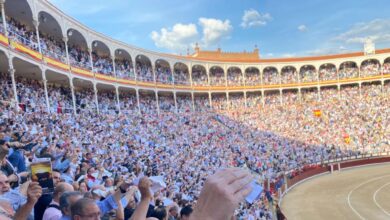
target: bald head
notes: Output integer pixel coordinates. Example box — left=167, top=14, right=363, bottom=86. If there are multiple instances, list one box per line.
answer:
left=71, top=198, right=100, bottom=220
left=53, top=182, right=74, bottom=201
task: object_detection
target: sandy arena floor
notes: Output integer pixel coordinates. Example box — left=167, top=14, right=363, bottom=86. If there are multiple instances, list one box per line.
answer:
left=281, top=163, right=390, bottom=220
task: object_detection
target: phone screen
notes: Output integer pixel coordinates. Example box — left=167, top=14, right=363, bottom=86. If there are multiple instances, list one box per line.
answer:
left=30, top=158, right=55, bottom=194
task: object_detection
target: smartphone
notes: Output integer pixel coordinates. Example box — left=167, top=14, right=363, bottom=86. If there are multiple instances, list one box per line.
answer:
left=30, top=158, right=55, bottom=194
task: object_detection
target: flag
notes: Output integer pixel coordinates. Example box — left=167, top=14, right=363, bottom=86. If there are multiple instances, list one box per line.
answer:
left=343, top=134, right=351, bottom=144
left=313, top=109, right=322, bottom=117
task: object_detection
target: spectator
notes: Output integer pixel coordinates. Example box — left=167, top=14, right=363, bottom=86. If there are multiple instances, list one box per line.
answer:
left=43, top=182, right=74, bottom=220
left=59, top=191, right=83, bottom=220
left=179, top=205, right=193, bottom=220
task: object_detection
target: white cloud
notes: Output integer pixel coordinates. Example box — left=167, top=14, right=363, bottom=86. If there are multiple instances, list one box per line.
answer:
left=150, top=18, right=233, bottom=52
left=298, top=25, right=308, bottom=32
left=241, top=9, right=272, bottom=29
left=281, top=53, right=296, bottom=58
left=198, top=18, right=233, bottom=47
left=151, top=23, right=198, bottom=52
left=304, top=46, right=349, bottom=56
left=333, top=19, right=390, bottom=45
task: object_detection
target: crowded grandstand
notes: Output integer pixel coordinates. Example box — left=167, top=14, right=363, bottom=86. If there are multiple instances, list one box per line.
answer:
left=0, top=0, right=389, bottom=220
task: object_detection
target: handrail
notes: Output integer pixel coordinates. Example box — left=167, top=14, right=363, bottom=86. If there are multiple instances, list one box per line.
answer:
left=8, top=29, right=39, bottom=52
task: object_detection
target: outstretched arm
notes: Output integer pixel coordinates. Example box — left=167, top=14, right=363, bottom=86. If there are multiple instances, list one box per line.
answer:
left=130, top=177, right=152, bottom=220
left=190, top=168, right=253, bottom=220
left=14, top=182, right=42, bottom=220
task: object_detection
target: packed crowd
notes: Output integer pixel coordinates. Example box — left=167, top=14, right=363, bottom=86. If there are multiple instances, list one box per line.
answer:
left=40, top=34, right=67, bottom=63
left=98, top=90, right=118, bottom=114
left=281, top=67, right=298, bottom=84
left=173, top=69, right=190, bottom=85
left=191, top=70, right=208, bottom=86
left=194, top=95, right=210, bottom=112
left=92, top=52, right=114, bottom=76
left=319, top=65, right=337, bottom=81
left=15, top=76, right=47, bottom=113
left=159, top=95, right=176, bottom=113
left=74, top=89, right=97, bottom=113
left=0, top=69, right=389, bottom=219
left=0, top=72, right=13, bottom=103
left=299, top=66, right=317, bottom=82
left=229, top=94, right=245, bottom=109
left=119, top=92, right=138, bottom=114
left=176, top=95, right=192, bottom=113
left=211, top=95, right=228, bottom=110
left=155, top=66, right=173, bottom=84
left=4, top=16, right=390, bottom=91
left=136, top=64, right=154, bottom=82
left=209, top=70, right=225, bottom=86
left=384, top=62, right=390, bottom=74
left=68, top=45, right=91, bottom=70
left=246, top=92, right=262, bottom=108
left=263, top=68, right=279, bottom=85
left=227, top=69, right=244, bottom=86
left=7, top=17, right=39, bottom=51
left=338, top=62, right=358, bottom=79
left=115, top=59, right=135, bottom=80
left=245, top=70, right=261, bottom=86
left=360, top=60, right=381, bottom=77
left=2, top=14, right=390, bottom=220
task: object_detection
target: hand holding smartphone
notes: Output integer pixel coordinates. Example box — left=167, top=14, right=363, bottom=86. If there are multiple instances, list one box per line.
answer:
left=30, top=158, right=55, bottom=194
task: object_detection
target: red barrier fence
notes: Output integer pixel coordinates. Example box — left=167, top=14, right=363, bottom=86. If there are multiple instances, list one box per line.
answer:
left=286, top=165, right=330, bottom=189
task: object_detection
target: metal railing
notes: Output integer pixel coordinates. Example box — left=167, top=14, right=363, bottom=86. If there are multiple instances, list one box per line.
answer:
left=8, top=29, right=39, bottom=52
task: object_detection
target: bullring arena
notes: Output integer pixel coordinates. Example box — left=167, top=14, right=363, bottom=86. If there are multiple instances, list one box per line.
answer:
left=281, top=159, right=390, bottom=220
left=0, top=0, right=389, bottom=219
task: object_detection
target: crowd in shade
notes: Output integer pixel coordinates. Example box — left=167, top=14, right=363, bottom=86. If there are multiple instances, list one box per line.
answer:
left=3, top=17, right=390, bottom=88
left=92, top=52, right=114, bottom=76
left=0, top=72, right=13, bottom=102
left=174, top=69, right=190, bottom=85
left=191, top=70, right=208, bottom=86
left=299, top=66, right=317, bottom=82
left=6, top=17, right=39, bottom=51
left=228, top=69, right=244, bottom=86
left=338, top=62, right=359, bottom=79
left=155, top=66, right=173, bottom=84
left=136, top=64, right=154, bottom=82
left=115, top=59, right=135, bottom=80
left=360, top=60, right=381, bottom=77
left=68, top=45, right=91, bottom=70
left=176, top=95, right=192, bottom=113
left=209, top=69, right=225, bottom=86
left=245, top=70, right=261, bottom=86
left=281, top=67, right=298, bottom=84
left=263, top=68, right=279, bottom=85
left=384, top=62, right=390, bottom=74
left=319, top=65, right=337, bottom=81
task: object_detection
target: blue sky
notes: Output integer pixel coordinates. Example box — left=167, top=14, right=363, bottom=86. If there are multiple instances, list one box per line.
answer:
left=49, top=0, right=390, bottom=58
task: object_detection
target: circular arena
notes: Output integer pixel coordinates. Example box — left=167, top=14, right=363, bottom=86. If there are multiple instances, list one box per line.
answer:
left=0, top=0, right=389, bottom=220
left=281, top=163, right=390, bottom=220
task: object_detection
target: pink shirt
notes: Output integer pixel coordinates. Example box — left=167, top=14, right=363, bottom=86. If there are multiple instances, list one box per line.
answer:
left=42, top=201, right=62, bottom=220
